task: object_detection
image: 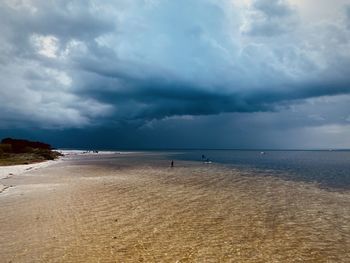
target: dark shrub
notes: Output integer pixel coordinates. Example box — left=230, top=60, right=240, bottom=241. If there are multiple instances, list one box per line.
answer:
left=24, top=146, right=34, bottom=153
left=1, top=138, right=51, bottom=153
left=0, top=144, right=12, bottom=153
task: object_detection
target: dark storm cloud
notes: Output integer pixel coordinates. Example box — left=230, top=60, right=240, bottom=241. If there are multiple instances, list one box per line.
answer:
left=0, top=0, right=350, bottom=132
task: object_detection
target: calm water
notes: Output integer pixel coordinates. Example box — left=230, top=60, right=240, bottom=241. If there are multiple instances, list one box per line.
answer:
left=170, top=150, right=350, bottom=190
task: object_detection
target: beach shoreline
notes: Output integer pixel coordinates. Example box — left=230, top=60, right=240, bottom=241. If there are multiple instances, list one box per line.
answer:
left=0, top=159, right=60, bottom=194
left=0, top=152, right=349, bottom=262
left=0, top=160, right=57, bottom=180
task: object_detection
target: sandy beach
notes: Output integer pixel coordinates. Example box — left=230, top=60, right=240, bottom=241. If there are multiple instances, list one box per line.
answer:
left=0, top=152, right=349, bottom=262
left=0, top=160, right=58, bottom=194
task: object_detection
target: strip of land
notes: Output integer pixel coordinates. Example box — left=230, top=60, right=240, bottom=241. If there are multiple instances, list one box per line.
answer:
left=0, top=138, right=62, bottom=166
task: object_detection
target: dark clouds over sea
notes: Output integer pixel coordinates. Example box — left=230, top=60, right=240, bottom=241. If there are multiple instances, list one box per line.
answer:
left=1, top=0, right=350, bottom=148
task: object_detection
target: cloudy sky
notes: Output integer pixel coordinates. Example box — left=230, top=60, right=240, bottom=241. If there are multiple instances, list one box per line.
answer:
left=1, top=0, right=350, bottom=149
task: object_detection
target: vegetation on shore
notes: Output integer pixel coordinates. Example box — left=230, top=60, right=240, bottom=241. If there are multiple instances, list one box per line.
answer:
left=0, top=138, right=62, bottom=166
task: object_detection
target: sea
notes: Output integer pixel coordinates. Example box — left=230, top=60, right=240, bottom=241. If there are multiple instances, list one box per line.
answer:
left=168, top=150, right=350, bottom=190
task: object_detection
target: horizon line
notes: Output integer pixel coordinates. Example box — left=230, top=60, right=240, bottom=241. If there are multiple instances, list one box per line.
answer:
left=56, top=147, right=350, bottom=152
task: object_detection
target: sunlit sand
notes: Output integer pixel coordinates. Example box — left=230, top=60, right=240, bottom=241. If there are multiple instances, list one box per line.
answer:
left=0, top=153, right=349, bottom=262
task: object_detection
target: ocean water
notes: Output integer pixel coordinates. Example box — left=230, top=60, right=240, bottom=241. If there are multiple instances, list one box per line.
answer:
left=171, top=150, right=350, bottom=190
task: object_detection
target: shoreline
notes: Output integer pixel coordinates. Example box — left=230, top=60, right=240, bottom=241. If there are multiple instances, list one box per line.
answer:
left=0, top=159, right=59, bottom=194
left=0, top=152, right=349, bottom=262
left=0, top=150, right=124, bottom=194
left=0, top=150, right=118, bottom=178
left=0, top=159, right=60, bottom=180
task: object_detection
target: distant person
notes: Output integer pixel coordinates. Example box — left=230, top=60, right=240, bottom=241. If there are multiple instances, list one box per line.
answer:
left=205, top=158, right=212, bottom=164
left=202, top=154, right=206, bottom=160
left=171, top=160, right=174, bottom=167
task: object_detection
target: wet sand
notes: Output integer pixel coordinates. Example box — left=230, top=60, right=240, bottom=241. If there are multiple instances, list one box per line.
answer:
left=0, top=153, right=349, bottom=262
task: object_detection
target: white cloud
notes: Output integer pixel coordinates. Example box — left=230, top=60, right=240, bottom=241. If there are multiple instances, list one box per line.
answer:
left=31, top=34, right=59, bottom=58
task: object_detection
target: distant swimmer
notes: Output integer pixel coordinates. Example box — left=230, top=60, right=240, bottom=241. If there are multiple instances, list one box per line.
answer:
left=171, top=160, right=174, bottom=167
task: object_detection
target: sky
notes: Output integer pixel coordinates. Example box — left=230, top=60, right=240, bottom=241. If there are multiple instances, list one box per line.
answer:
left=0, top=0, right=350, bottom=149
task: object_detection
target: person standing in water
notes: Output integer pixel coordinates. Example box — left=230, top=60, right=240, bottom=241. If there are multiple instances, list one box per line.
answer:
left=171, top=160, right=174, bottom=167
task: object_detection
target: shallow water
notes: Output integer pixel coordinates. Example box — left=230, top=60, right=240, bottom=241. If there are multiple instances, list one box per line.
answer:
left=0, top=153, right=349, bottom=262
left=171, top=150, right=350, bottom=190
